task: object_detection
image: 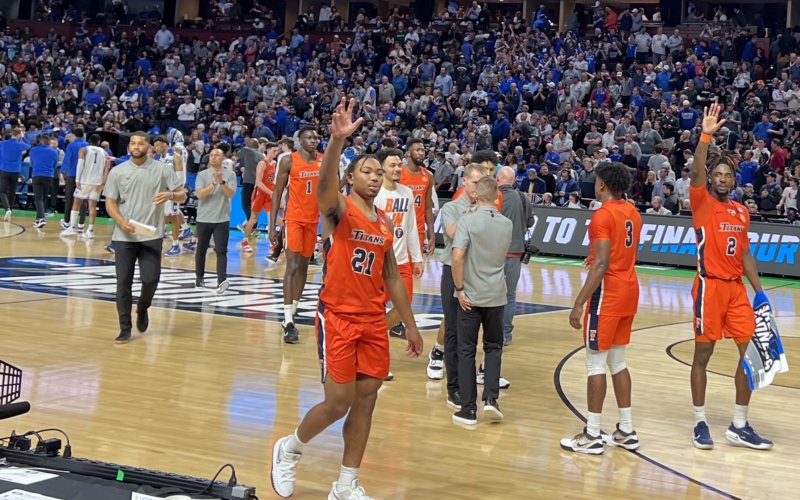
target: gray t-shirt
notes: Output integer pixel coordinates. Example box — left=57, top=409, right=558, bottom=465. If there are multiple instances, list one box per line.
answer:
left=195, top=167, right=237, bottom=223
left=238, top=146, right=264, bottom=184
left=439, top=195, right=472, bottom=266
left=104, top=158, right=182, bottom=242
left=453, top=205, right=513, bottom=307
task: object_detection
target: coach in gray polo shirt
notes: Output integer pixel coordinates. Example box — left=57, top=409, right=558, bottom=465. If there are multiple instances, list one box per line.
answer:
left=438, top=163, right=484, bottom=409
left=451, top=176, right=512, bottom=425
left=104, top=131, right=186, bottom=344
left=194, top=147, right=237, bottom=294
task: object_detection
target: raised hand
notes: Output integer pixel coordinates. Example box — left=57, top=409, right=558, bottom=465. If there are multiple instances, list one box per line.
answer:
left=330, top=97, right=363, bottom=140
left=701, top=102, right=727, bottom=136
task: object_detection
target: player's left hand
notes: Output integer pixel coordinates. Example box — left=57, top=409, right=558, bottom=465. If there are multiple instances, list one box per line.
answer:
left=405, top=324, right=423, bottom=358
left=152, top=191, right=172, bottom=205
left=569, top=303, right=584, bottom=330
left=412, top=262, right=424, bottom=278
left=330, top=97, right=363, bottom=140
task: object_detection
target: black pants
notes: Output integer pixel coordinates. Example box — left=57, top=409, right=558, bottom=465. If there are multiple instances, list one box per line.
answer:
left=241, top=182, right=254, bottom=221
left=0, top=171, right=18, bottom=211
left=440, top=265, right=461, bottom=396
left=63, top=176, right=87, bottom=225
left=196, top=221, right=230, bottom=284
left=48, top=174, right=60, bottom=211
left=31, top=176, right=50, bottom=219
left=457, top=305, right=504, bottom=413
left=114, top=239, right=163, bottom=332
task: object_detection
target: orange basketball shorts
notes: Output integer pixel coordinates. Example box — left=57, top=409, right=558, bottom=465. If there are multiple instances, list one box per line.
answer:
left=692, top=276, right=755, bottom=345
left=398, top=260, right=414, bottom=304
left=583, top=313, right=634, bottom=351
left=285, top=220, right=317, bottom=258
left=316, top=305, right=390, bottom=384
left=250, top=190, right=272, bottom=215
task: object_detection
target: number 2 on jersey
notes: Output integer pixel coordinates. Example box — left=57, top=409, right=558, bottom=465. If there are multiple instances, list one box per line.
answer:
left=726, top=237, right=737, bottom=256
left=351, top=248, right=376, bottom=276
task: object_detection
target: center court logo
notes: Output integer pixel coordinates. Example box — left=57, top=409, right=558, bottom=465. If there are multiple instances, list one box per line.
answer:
left=0, top=257, right=565, bottom=329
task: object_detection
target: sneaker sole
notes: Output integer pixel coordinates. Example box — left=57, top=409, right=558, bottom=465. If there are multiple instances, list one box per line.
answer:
left=270, top=438, right=293, bottom=498
left=216, top=282, right=229, bottom=295
left=692, top=438, right=714, bottom=450
left=452, top=415, right=477, bottom=426
left=724, top=431, right=773, bottom=450
left=604, top=435, right=640, bottom=450
left=447, top=400, right=461, bottom=410
left=559, top=442, right=605, bottom=455
left=483, top=405, right=504, bottom=422
left=115, top=336, right=131, bottom=344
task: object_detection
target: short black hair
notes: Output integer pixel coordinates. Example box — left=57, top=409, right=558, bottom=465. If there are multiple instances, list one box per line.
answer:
left=471, top=149, right=499, bottom=165
left=405, top=138, right=423, bottom=150
left=298, top=126, right=317, bottom=138
left=152, top=135, right=168, bottom=145
left=344, top=153, right=379, bottom=178
left=73, top=127, right=85, bottom=138
left=89, top=134, right=101, bottom=145
left=375, top=147, right=403, bottom=165
left=595, top=162, right=632, bottom=198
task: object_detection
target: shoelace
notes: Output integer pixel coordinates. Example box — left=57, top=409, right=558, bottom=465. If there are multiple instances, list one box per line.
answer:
left=276, top=447, right=300, bottom=482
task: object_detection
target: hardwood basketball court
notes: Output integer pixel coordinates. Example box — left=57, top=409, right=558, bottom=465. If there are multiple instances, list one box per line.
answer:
left=1, top=216, right=797, bottom=499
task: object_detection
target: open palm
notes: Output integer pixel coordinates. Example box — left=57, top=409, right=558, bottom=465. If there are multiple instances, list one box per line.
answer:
left=330, top=97, right=363, bottom=140
left=701, top=102, right=727, bottom=135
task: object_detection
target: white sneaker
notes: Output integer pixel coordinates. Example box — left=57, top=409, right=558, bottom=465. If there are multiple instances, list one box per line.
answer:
left=60, top=219, right=69, bottom=229
left=476, top=365, right=510, bottom=389
left=215, top=280, right=229, bottom=295
left=77, top=224, right=84, bottom=233
left=84, top=228, right=95, bottom=239
left=560, top=428, right=605, bottom=455
left=426, top=347, right=444, bottom=380
left=270, top=437, right=302, bottom=498
left=328, top=479, right=375, bottom=500
left=33, top=219, right=46, bottom=228
left=61, top=227, right=77, bottom=237
left=3, top=210, right=10, bottom=222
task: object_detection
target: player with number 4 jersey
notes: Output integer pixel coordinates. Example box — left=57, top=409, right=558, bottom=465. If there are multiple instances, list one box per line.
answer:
left=400, top=138, right=435, bottom=256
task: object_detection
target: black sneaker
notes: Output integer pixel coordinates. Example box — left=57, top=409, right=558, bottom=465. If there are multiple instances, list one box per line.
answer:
left=447, top=391, right=462, bottom=410
left=389, top=322, right=406, bottom=339
left=384, top=372, right=394, bottom=381
left=136, top=309, right=149, bottom=333
left=452, top=409, right=477, bottom=426
left=483, top=398, right=504, bottom=422
left=283, top=323, right=299, bottom=344
left=115, top=330, right=132, bottom=344
left=195, top=278, right=205, bottom=288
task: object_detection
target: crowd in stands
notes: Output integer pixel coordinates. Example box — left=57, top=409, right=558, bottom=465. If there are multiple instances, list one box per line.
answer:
left=3, top=1, right=800, bottom=225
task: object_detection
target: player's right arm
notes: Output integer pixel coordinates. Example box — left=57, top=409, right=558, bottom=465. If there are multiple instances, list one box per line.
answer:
left=269, top=155, right=291, bottom=245
left=569, top=211, right=612, bottom=330
left=319, top=98, right=363, bottom=228
left=255, top=160, right=271, bottom=195
left=75, top=147, right=86, bottom=188
left=692, top=102, right=726, bottom=189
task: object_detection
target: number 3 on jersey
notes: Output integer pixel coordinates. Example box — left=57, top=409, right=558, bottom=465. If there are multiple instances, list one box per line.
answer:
left=352, top=248, right=376, bottom=276
left=624, top=220, right=634, bottom=247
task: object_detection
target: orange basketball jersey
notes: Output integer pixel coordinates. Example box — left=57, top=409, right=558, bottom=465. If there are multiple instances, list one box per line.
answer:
left=258, top=159, right=277, bottom=195
left=286, top=151, right=322, bottom=223
left=586, top=199, right=642, bottom=317
left=399, top=165, right=431, bottom=235
left=319, top=197, right=394, bottom=321
left=452, top=186, right=503, bottom=211
left=689, top=185, right=750, bottom=279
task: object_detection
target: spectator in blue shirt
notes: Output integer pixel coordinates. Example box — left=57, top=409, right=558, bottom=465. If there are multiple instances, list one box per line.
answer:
left=738, top=151, right=758, bottom=186
left=678, top=100, right=700, bottom=130
left=555, top=169, right=579, bottom=206
left=28, top=134, right=59, bottom=227
left=751, top=113, right=773, bottom=143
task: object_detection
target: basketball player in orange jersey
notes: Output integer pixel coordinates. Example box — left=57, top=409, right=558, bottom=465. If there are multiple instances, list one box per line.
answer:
left=688, top=103, right=772, bottom=451
left=270, top=127, right=322, bottom=344
left=242, top=142, right=278, bottom=253
left=562, top=162, right=642, bottom=455
left=375, top=147, right=424, bottom=337
left=271, top=98, right=423, bottom=500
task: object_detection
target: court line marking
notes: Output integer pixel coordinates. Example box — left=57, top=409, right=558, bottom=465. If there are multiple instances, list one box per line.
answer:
left=0, top=222, right=25, bottom=239
left=554, top=326, right=741, bottom=500
left=0, top=296, right=65, bottom=306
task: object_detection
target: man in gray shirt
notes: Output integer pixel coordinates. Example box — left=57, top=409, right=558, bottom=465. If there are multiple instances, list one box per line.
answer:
left=237, top=138, right=264, bottom=227
left=452, top=176, right=512, bottom=425
left=194, top=147, right=237, bottom=294
left=496, top=167, right=534, bottom=345
left=103, top=131, right=186, bottom=344
left=438, top=163, right=483, bottom=409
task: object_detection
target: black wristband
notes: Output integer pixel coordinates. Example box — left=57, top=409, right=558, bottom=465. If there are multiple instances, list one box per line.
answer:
left=455, top=286, right=464, bottom=292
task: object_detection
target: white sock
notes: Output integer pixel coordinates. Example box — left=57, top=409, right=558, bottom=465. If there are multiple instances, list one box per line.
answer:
left=434, top=343, right=444, bottom=352
left=180, top=223, right=190, bottom=230
left=618, top=407, right=633, bottom=433
left=88, top=224, right=94, bottom=231
left=283, top=305, right=293, bottom=326
left=283, top=430, right=305, bottom=454
left=292, top=299, right=299, bottom=315
left=171, top=237, right=177, bottom=245
left=733, top=404, right=748, bottom=429
left=336, top=465, right=359, bottom=492
left=586, top=411, right=602, bottom=438
left=70, top=211, right=78, bottom=227
left=693, top=405, right=707, bottom=424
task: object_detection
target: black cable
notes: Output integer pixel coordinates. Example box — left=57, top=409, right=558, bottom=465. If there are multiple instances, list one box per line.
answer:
left=197, top=463, right=236, bottom=495
left=31, top=428, right=71, bottom=457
